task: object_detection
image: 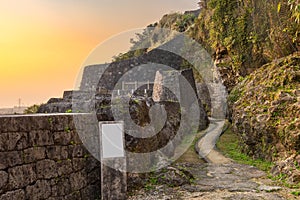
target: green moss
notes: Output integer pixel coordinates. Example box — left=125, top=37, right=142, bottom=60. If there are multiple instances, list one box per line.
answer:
left=24, top=104, right=41, bottom=114
left=228, top=88, right=242, bottom=103
left=48, top=117, right=53, bottom=124
left=64, top=126, right=71, bottom=133
left=291, top=191, right=300, bottom=196
left=65, top=109, right=72, bottom=113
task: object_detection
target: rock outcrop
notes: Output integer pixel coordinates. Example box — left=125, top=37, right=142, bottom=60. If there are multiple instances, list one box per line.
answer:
left=229, top=52, right=300, bottom=181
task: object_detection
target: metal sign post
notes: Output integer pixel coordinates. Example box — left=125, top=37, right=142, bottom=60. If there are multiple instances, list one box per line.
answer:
left=99, top=122, right=127, bottom=200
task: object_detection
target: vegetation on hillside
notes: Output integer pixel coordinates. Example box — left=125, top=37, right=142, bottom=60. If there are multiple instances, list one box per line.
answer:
left=24, top=104, right=41, bottom=114
left=191, top=0, right=300, bottom=77
left=229, top=52, right=300, bottom=159
left=112, top=12, right=197, bottom=63
left=111, top=1, right=299, bottom=179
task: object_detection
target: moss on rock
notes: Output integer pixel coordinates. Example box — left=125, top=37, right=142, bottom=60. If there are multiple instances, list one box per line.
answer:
left=229, top=52, right=300, bottom=183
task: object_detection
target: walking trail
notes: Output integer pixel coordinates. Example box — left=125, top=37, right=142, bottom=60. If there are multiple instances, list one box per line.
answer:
left=129, top=118, right=298, bottom=199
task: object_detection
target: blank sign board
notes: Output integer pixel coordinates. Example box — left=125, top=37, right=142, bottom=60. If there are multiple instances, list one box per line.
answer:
left=100, top=123, right=125, bottom=159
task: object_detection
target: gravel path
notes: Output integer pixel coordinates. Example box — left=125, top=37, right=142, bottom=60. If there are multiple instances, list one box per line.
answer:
left=128, top=119, right=298, bottom=199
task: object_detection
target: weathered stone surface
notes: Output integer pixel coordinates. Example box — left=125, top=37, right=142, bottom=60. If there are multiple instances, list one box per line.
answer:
left=80, top=183, right=101, bottom=200
left=72, top=158, right=86, bottom=172
left=64, top=190, right=81, bottom=200
left=46, top=146, right=69, bottom=160
left=156, top=166, right=194, bottom=187
left=72, top=145, right=87, bottom=158
left=70, top=130, right=83, bottom=144
left=87, top=168, right=100, bottom=185
left=0, top=189, right=25, bottom=200
left=0, top=151, right=23, bottom=169
left=0, top=115, right=51, bottom=132
left=8, top=164, right=36, bottom=189
left=129, top=162, right=289, bottom=199
left=50, top=178, right=71, bottom=197
left=53, top=131, right=72, bottom=145
left=25, top=180, right=51, bottom=200
left=0, top=114, right=101, bottom=198
left=23, top=147, right=46, bottom=163
left=101, top=158, right=127, bottom=200
left=36, top=159, right=58, bottom=179
left=84, top=156, right=100, bottom=172
left=258, top=185, right=282, bottom=192
left=29, top=130, right=54, bottom=146
left=49, top=115, right=75, bottom=132
left=56, top=159, right=73, bottom=176
left=0, top=171, right=8, bottom=190
left=0, top=132, right=28, bottom=151
left=70, top=171, right=88, bottom=191
left=229, top=53, right=300, bottom=182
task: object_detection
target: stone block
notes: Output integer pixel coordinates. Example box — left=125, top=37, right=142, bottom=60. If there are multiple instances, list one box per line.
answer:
left=8, top=164, right=36, bottom=189
left=53, top=131, right=72, bottom=145
left=56, top=159, right=73, bottom=176
left=50, top=177, right=71, bottom=197
left=87, top=168, right=100, bottom=184
left=0, top=151, right=23, bottom=170
left=72, top=145, right=88, bottom=158
left=80, top=183, right=101, bottom=200
left=64, top=190, right=81, bottom=200
left=36, top=159, right=58, bottom=179
left=101, top=159, right=127, bottom=200
left=50, top=115, right=74, bottom=131
left=46, top=146, right=69, bottom=161
left=0, top=189, right=25, bottom=200
left=0, top=171, right=8, bottom=190
left=23, top=147, right=46, bottom=163
left=0, top=118, right=19, bottom=132
left=70, top=131, right=83, bottom=144
left=85, top=156, right=100, bottom=172
left=0, top=132, right=29, bottom=151
left=72, top=158, right=85, bottom=171
left=25, top=180, right=51, bottom=200
left=70, top=171, right=88, bottom=191
left=29, top=130, right=54, bottom=146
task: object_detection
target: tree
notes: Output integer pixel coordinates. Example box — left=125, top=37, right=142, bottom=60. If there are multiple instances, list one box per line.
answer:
left=24, top=104, right=40, bottom=114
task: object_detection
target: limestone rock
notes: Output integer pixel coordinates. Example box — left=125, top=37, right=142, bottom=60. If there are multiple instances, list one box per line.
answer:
left=229, top=52, right=300, bottom=183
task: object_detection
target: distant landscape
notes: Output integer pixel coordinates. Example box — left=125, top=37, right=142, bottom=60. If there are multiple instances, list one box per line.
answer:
left=0, top=106, right=27, bottom=115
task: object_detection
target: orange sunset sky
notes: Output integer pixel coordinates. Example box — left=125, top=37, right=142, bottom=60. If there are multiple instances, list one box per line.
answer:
left=0, top=0, right=198, bottom=108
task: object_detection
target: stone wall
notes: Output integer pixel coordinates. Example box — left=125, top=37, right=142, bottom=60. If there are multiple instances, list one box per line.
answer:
left=0, top=114, right=101, bottom=200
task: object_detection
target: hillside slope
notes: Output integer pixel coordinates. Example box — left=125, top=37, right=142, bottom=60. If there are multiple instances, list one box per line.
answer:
left=229, top=52, right=300, bottom=182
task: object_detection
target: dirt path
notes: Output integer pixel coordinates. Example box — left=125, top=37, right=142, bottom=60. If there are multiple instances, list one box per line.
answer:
left=128, top=119, right=298, bottom=199
left=196, top=118, right=232, bottom=164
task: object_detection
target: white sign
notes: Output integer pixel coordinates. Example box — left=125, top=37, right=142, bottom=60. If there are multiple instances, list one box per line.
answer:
left=100, top=122, right=125, bottom=159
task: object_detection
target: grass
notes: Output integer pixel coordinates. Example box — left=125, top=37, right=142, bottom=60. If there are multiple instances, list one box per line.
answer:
left=216, top=125, right=300, bottom=192
left=291, top=191, right=300, bottom=196
left=175, top=130, right=205, bottom=164
left=216, top=126, right=273, bottom=172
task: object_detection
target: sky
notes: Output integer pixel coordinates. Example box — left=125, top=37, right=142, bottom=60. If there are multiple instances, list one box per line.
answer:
left=0, top=0, right=199, bottom=108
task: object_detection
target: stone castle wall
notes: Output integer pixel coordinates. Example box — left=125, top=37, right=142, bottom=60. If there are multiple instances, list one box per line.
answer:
left=0, top=114, right=101, bottom=200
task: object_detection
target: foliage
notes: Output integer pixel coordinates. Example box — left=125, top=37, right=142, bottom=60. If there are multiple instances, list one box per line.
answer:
left=112, top=12, right=197, bottom=63
left=192, top=0, right=300, bottom=76
left=24, top=104, right=40, bottom=114
left=174, top=13, right=196, bottom=32
left=291, top=191, right=300, bottom=196
left=228, top=88, right=241, bottom=103
left=288, top=0, right=300, bottom=23
left=217, top=126, right=273, bottom=172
